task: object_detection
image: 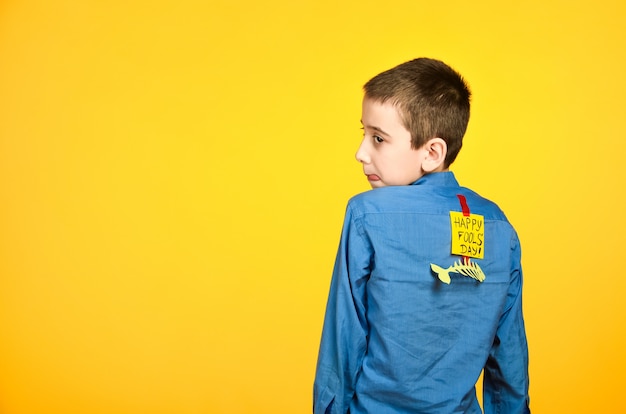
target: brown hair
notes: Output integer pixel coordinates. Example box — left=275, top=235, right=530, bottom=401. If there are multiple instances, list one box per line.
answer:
left=363, top=58, right=471, bottom=167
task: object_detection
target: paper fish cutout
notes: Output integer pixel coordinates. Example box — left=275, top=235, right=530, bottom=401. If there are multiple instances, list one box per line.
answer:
left=430, top=257, right=486, bottom=284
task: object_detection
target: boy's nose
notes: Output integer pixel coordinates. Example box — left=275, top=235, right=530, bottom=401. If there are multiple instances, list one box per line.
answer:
left=355, top=140, right=370, bottom=164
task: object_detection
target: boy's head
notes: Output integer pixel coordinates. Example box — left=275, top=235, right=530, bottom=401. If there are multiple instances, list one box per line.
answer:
left=356, top=58, right=471, bottom=188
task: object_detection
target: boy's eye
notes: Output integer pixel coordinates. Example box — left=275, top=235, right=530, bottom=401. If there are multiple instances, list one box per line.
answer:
left=374, top=135, right=384, bottom=143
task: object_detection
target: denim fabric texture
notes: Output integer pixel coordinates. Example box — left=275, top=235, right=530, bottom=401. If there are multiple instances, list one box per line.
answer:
left=314, top=172, right=530, bottom=414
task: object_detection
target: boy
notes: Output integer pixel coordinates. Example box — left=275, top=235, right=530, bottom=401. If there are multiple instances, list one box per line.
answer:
left=313, top=58, right=530, bottom=413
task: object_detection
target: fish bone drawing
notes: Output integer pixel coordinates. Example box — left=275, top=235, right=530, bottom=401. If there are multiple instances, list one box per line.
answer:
left=430, top=258, right=486, bottom=284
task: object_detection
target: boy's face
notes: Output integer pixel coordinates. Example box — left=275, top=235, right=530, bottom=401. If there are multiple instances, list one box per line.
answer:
left=356, top=98, right=429, bottom=188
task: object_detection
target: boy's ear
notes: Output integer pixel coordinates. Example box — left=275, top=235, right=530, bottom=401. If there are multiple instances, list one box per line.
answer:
left=421, top=138, right=447, bottom=173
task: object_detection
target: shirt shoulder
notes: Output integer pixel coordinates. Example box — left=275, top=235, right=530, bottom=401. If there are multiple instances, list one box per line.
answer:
left=347, top=184, right=510, bottom=224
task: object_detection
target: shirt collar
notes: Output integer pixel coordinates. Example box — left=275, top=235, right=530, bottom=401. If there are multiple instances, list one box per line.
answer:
left=411, top=171, right=460, bottom=187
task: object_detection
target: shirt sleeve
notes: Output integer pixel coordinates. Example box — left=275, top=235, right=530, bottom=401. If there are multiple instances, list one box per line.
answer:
left=313, top=204, right=371, bottom=414
left=483, top=232, right=531, bottom=414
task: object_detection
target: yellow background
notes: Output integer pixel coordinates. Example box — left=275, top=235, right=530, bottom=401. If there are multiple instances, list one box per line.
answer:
left=1, top=0, right=625, bottom=412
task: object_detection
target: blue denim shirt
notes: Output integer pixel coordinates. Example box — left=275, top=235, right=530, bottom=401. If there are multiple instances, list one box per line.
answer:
left=314, top=172, right=530, bottom=414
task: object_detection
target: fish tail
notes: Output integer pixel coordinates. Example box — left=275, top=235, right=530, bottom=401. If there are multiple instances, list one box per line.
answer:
left=430, top=263, right=451, bottom=284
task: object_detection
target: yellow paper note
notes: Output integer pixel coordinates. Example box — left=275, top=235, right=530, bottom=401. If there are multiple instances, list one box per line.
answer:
left=450, top=211, right=485, bottom=259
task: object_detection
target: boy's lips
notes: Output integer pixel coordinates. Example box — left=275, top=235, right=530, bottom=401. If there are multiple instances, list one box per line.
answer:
left=366, top=174, right=381, bottom=181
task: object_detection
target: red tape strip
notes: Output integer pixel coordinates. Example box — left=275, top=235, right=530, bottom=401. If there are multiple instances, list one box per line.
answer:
left=457, top=194, right=470, bottom=216
left=456, top=194, right=470, bottom=263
